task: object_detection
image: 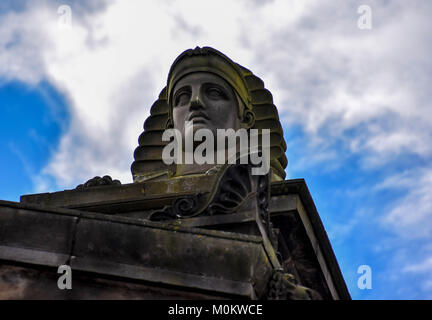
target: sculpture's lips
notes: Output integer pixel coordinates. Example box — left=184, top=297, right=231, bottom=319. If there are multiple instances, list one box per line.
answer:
left=188, top=112, right=210, bottom=122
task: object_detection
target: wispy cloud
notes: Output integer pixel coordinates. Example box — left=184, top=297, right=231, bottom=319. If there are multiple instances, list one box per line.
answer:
left=379, top=167, right=432, bottom=239
left=251, top=1, right=432, bottom=167
left=404, top=257, right=432, bottom=273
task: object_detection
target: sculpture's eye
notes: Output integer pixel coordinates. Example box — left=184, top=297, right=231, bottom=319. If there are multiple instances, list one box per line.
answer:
left=174, top=88, right=191, bottom=107
left=206, top=86, right=227, bottom=100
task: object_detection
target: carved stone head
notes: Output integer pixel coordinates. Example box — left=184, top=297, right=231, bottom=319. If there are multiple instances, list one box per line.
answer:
left=166, top=47, right=256, bottom=137
left=171, top=72, right=242, bottom=142
left=132, top=47, right=287, bottom=182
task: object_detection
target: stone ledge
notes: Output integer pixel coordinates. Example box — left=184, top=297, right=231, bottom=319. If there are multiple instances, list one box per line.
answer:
left=0, top=201, right=275, bottom=299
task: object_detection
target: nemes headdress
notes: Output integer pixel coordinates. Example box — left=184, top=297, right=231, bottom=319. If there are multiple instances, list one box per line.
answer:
left=131, top=46, right=287, bottom=181
left=167, top=47, right=252, bottom=114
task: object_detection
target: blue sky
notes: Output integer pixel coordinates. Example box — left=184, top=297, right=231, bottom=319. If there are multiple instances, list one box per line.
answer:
left=1, top=0, right=432, bottom=299
left=0, top=81, right=69, bottom=200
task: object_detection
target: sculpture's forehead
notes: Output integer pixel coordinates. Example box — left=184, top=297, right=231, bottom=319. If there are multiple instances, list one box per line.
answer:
left=173, top=72, right=233, bottom=92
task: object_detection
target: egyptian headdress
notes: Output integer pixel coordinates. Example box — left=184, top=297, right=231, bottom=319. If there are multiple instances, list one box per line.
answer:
left=131, top=47, right=287, bottom=182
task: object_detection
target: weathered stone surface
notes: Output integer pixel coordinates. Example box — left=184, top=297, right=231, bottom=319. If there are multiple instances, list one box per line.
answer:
left=20, top=175, right=217, bottom=213
left=0, top=200, right=277, bottom=299
left=0, top=264, right=227, bottom=300
left=7, top=178, right=351, bottom=299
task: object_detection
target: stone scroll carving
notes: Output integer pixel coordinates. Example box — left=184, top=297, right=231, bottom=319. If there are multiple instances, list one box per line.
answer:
left=148, top=162, right=267, bottom=222
left=265, top=269, right=322, bottom=300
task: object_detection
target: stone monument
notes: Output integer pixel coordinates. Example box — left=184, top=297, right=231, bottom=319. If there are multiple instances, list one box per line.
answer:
left=0, top=47, right=350, bottom=300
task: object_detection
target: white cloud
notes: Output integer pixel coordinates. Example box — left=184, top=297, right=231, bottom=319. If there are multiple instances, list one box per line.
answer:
left=0, top=7, right=51, bottom=84
left=403, top=257, right=432, bottom=273
left=379, top=167, right=432, bottom=239
left=246, top=1, right=432, bottom=165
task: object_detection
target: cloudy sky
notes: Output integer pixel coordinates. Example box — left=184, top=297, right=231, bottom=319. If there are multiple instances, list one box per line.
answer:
left=1, top=0, right=431, bottom=299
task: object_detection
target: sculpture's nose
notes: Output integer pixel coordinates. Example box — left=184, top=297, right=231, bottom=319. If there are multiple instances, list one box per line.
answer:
left=189, top=91, right=204, bottom=110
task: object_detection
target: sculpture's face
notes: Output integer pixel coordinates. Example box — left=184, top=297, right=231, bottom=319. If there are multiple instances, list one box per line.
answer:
left=172, top=72, right=241, bottom=139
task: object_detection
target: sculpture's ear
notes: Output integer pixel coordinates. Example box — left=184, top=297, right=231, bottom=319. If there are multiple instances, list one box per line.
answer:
left=235, top=93, right=255, bottom=129
left=241, top=109, right=255, bottom=129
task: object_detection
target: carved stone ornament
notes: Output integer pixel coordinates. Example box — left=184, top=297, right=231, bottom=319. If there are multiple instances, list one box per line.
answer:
left=76, top=175, right=121, bottom=190
left=132, top=46, right=288, bottom=182
left=149, top=155, right=270, bottom=223
left=266, top=269, right=322, bottom=300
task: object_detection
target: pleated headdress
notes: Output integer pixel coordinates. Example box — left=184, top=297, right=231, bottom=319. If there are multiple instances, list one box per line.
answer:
left=131, top=47, right=287, bottom=182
